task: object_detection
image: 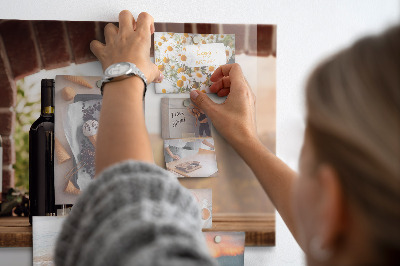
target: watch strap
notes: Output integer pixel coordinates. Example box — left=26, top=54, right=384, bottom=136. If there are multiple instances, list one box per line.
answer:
left=98, top=62, right=148, bottom=98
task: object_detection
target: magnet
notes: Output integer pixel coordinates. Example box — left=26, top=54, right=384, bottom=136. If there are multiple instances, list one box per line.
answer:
left=96, top=80, right=102, bottom=88
left=193, top=35, right=201, bottom=44
left=214, top=235, right=222, bottom=244
left=183, top=99, right=191, bottom=107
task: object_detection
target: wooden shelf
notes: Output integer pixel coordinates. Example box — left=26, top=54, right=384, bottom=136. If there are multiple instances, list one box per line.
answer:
left=0, top=217, right=32, bottom=247
left=0, top=213, right=274, bottom=247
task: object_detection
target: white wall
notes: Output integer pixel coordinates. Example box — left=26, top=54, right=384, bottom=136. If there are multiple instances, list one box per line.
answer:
left=0, top=1, right=398, bottom=265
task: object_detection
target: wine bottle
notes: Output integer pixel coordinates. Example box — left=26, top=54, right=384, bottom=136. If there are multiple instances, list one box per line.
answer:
left=29, top=79, right=56, bottom=224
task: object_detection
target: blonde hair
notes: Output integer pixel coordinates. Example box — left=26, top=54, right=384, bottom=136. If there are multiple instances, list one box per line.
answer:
left=305, top=25, right=400, bottom=263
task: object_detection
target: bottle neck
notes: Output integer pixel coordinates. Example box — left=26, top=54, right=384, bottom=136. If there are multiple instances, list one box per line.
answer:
left=41, top=79, right=54, bottom=117
left=41, top=106, right=54, bottom=117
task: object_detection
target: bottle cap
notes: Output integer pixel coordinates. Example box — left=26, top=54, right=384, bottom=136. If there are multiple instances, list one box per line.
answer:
left=41, top=79, right=55, bottom=113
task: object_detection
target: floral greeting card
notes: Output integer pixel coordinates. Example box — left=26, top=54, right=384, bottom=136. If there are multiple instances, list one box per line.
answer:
left=154, top=32, right=235, bottom=93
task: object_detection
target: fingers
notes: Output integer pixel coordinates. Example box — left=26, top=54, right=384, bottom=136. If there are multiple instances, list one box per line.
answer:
left=136, top=12, right=154, bottom=36
left=217, top=88, right=230, bottom=97
left=190, top=90, right=216, bottom=115
left=210, top=63, right=244, bottom=84
left=104, top=23, right=118, bottom=44
left=90, top=40, right=105, bottom=59
left=118, top=10, right=135, bottom=35
left=209, top=76, right=231, bottom=94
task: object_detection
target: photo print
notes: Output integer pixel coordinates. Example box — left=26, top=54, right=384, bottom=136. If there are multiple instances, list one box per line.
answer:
left=163, top=138, right=217, bottom=177
left=161, top=98, right=212, bottom=139
left=190, top=189, right=212, bottom=229
left=54, top=75, right=102, bottom=204
left=154, top=32, right=235, bottom=93
left=33, top=216, right=66, bottom=266
left=204, top=232, right=245, bottom=266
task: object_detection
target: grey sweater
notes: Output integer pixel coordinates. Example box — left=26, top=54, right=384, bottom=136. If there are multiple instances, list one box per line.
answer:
left=55, top=160, right=217, bottom=266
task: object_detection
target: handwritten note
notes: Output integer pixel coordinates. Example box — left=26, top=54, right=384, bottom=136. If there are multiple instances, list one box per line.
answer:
left=184, top=43, right=226, bottom=67
left=171, top=111, right=186, bottom=128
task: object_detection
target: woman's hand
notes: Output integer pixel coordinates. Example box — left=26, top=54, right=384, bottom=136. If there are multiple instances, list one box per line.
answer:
left=90, top=10, right=162, bottom=83
left=190, top=63, right=257, bottom=148
left=172, top=154, right=181, bottom=161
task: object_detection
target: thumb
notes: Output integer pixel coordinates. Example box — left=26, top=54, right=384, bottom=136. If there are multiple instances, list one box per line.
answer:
left=190, top=90, right=215, bottom=113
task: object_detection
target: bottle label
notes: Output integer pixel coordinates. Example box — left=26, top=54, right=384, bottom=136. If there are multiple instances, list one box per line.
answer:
left=43, top=106, right=54, bottom=114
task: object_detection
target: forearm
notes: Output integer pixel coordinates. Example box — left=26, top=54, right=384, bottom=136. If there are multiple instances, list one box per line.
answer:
left=165, top=147, right=174, bottom=157
left=95, top=77, right=153, bottom=175
left=231, top=135, right=298, bottom=240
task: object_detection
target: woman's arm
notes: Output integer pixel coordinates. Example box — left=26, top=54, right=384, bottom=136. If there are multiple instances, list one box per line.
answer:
left=95, top=78, right=153, bottom=174
left=90, top=11, right=161, bottom=175
left=232, top=133, right=298, bottom=240
left=55, top=11, right=216, bottom=266
left=202, top=139, right=215, bottom=150
left=189, top=64, right=299, bottom=241
left=165, top=146, right=180, bottom=160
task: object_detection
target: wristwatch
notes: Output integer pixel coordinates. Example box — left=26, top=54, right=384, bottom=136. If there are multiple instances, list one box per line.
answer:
left=96, top=62, right=148, bottom=97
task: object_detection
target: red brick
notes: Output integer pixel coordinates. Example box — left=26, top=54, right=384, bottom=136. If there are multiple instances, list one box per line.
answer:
left=0, top=44, right=16, bottom=107
left=154, top=22, right=166, bottom=33
left=162, top=22, right=193, bottom=33
left=33, top=21, right=71, bottom=70
left=257, top=25, right=273, bottom=56
left=96, top=22, right=108, bottom=44
left=196, top=23, right=219, bottom=34
left=165, top=23, right=185, bottom=33
left=272, top=26, right=277, bottom=57
left=248, top=24, right=273, bottom=56
left=66, top=21, right=97, bottom=64
left=150, top=34, right=155, bottom=58
left=96, top=22, right=119, bottom=44
left=1, top=136, right=15, bottom=165
left=222, top=24, right=245, bottom=54
left=2, top=168, right=15, bottom=193
left=183, top=23, right=193, bottom=33
left=0, top=110, right=15, bottom=135
left=0, top=20, right=41, bottom=80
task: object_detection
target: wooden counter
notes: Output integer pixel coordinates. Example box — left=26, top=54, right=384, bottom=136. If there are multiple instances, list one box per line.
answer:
left=0, top=213, right=274, bottom=247
left=0, top=217, right=32, bottom=247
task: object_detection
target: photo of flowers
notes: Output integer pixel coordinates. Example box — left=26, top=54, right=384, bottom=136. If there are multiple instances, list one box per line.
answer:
left=191, top=189, right=212, bottom=229
left=154, top=32, right=235, bottom=93
left=204, top=231, right=245, bottom=266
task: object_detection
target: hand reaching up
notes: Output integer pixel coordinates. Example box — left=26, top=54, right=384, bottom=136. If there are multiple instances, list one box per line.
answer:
left=190, top=63, right=258, bottom=148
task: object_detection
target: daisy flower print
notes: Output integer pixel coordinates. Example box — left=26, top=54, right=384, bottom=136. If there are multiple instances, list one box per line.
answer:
left=154, top=32, right=235, bottom=93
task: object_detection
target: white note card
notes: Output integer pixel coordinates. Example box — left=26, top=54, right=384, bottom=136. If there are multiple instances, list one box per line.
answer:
left=184, top=43, right=226, bottom=67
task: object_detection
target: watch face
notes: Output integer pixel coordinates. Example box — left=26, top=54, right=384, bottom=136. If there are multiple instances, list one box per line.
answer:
left=105, top=62, right=131, bottom=77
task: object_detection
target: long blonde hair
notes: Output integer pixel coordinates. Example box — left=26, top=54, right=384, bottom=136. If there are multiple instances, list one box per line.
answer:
left=305, top=25, right=400, bottom=263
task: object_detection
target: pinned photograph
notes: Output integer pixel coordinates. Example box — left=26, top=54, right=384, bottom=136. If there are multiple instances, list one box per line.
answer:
left=204, top=232, right=245, bottom=266
left=161, top=98, right=212, bottom=139
left=190, top=189, right=212, bottom=229
left=164, top=138, right=217, bottom=177
left=154, top=32, right=235, bottom=93
left=33, top=216, right=66, bottom=266
left=54, top=75, right=102, bottom=204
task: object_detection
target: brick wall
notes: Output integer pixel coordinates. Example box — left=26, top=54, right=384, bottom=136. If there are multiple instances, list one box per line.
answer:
left=0, top=20, right=276, bottom=198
